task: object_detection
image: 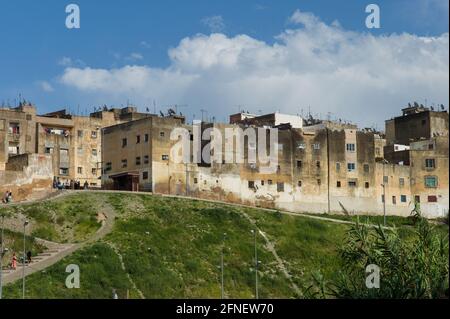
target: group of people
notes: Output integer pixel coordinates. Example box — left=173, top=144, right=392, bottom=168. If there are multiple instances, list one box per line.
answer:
left=53, top=178, right=89, bottom=190
left=1, top=190, right=13, bottom=204
left=9, top=251, right=32, bottom=270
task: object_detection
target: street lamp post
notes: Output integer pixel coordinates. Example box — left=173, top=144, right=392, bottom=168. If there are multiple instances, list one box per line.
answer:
left=220, top=233, right=226, bottom=299
left=251, top=229, right=258, bottom=299
left=0, top=214, right=4, bottom=299
left=22, top=220, right=29, bottom=299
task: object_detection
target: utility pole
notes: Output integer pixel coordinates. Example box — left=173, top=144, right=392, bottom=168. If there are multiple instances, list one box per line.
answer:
left=22, top=220, right=29, bottom=299
left=185, top=163, right=189, bottom=197
left=381, top=160, right=388, bottom=226
left=326, top=128, right=331, bottom=214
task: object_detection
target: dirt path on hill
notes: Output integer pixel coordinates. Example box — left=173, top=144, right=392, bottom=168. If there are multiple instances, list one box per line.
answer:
left=2, top=194, right=116, bottom=285
left=242, top=212, right=302, bottom=297
left=1, top=190, right=393, bottom=290
left=104, top=241, right=145, bottom=299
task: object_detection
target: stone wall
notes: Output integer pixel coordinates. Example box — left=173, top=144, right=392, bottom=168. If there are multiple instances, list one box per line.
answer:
left=0, top=153, right=53, bottom=202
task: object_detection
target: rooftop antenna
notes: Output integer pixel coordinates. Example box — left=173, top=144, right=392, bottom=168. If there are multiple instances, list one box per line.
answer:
left=153, top=100, right=156, bottom=114
left=174, top=104, right=187, bottom=114
left=200, top=109, right=208, bottom=122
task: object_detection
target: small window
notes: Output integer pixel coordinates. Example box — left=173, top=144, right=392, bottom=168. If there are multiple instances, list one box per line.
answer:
left=298, top=180, right=302, bottom=187
left=298, top=143, right=306, bottom=150
left=261, top=180, right=265, bottom=186
left=59, top=168, right=68, bottom=175
left=336, top=162, right=341, bottom=172
left=297, top=160, right=302, bottom=168
left=337, top=181, right=341, bottom=188
left=383, top=176, right=389, bottom=184
left=424, top=176, right=438, bottom=188
left=346, top=143, right=356, bottom=152
left=428, top=144, right=434, bottom=150
left=316, top=161, right=321, bottom=168
left=136, top=135, right=141, bottom=144
left=399, top=178, right=405, bottom=187
left=160, top=131, right=165, bottom=138
left=347, top=163, right=356, bottom=172
left=312, top=143, right=320, bottom=150
left=375, top=147, right=381, bottom=156
left=105, top=162, right=112, bottom=172
left=92, top=168, right=97, bottom=175
left=77, top=130, right=83, bottom=138
left=136, top=157, right=141, bottom=165
left=143, top=171, right=149, bottom=180
left=414, top=195, right=420, bottom=203
left=428, top=195, right=437, bottom=203
left=363, top=164, right=369, bottom=173
left=277, top=182, right=284, bottom=192
left=91, top=131, right=97, bottom=138
left=144, top=134, right=149, bottom=142
left=248, top=181, right=255, bottom=189
left=392, top=196, right=397, bottom=205
left=425, top=159, right=435, bottom=169
left=381, top=195, right=385, bottom=203
left=268, top=179, right=273, bottom=185
left=92, top=149, right=97, bottom=156
left=401, top=195, right=407, bottom=203
left=162, top=155, right=169, bottom=161
left=317, top=179, right=321, bottom=186
left=194, top=178, right=198, bottom=184
left=348, top=180, right=357, bottom=187
left=144, top=155, right=149, bottom=164
left=121, top=159, right=128, bottom=168
left=77, top=167, right=83, bottom=174
left=365, top=182, right=369, bottom=189
left=122, top=138, right=127, bottom=147
left=45, top=147, right=53, bottom=154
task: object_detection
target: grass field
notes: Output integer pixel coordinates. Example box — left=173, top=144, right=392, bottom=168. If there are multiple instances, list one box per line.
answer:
left=3, top=192, right=448, bottom=299
left=0, top=193, right=104, bottom=243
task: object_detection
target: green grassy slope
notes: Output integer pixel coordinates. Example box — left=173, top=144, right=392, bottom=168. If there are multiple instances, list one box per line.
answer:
left=3, top=192, right=448, bottom=299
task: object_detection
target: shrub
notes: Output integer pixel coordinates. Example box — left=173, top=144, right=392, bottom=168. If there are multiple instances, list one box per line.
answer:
left=326, top=216, right=449, bottom=299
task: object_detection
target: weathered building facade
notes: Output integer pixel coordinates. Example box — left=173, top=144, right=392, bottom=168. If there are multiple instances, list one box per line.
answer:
left=1, top=103, right=149, bottom=189
left=101, top=108, right=446, bottom=218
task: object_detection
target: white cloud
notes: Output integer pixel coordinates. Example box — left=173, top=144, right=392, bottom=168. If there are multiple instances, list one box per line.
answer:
left=59, top=9, right=449, bottom=127
left=140, top=41, right=152, bottom=49
left=201, top=15, right=226, bottom=33
left=58, top=57, right=73, bottom=67
left=58, top=57, right=85, bottom=67
left=37, top=81, right=55, bottom=93
left=124, top=52, right=144, bottom=62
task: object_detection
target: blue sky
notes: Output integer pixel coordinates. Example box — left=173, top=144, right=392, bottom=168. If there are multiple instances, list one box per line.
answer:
left=0, top=0, right=448, bottom=127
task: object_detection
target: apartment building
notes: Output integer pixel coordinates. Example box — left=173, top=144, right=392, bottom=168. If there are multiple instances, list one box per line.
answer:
left=101, top=110, right=430, bottom=217
left=101, top=114, right=190, bottom=193
left=0, top=103, right=149, bottom=187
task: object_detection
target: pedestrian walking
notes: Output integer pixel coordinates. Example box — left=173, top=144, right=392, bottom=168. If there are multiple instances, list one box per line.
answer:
left=11, top=252, right=17, bottom=270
